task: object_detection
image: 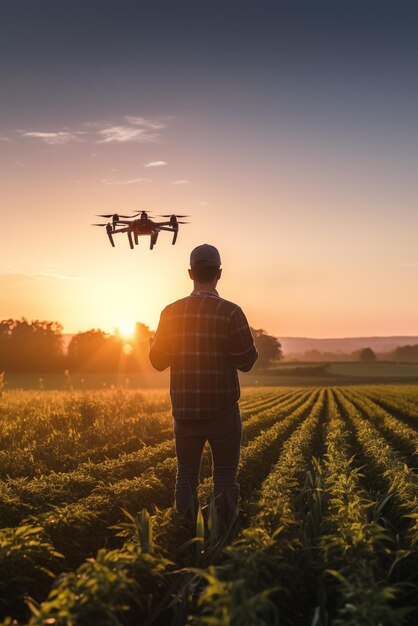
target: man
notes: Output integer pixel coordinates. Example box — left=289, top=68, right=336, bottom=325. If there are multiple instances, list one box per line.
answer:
left=149, top=244, right=258, bottom=522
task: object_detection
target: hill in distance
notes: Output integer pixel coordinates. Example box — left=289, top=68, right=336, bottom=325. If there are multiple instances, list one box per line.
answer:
left=62, top=334, right=418, bottom=356
left=279, top=336, right=418, bottom=355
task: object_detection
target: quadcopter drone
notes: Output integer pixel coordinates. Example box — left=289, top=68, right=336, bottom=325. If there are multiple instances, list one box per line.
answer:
left=92, top=210, right=189, bottom=250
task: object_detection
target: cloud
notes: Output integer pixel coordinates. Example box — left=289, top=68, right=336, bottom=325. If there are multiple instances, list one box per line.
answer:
left=101, top=177, right=152, bottom=185
left=19, top=116, right=167, bottom=146
left=97, top=116, right=166, bottom=143
left=22, top=131, right=83, bottom=145
left=98, top=126, right=157, bottom=143
left=145, top=160, right=167, bottom=167
left=172, top=179, right=190, bottom=185
left=0, top=135, right=11, bottom=141
left=39, top=271, right=86, bottom=281
left=125, top=116, right=165, bottom=130
left=0, top=271, right=86, bottom=281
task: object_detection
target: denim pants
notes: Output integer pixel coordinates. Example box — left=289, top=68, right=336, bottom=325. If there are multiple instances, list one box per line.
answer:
left=173, top=404, right=242, bottom=522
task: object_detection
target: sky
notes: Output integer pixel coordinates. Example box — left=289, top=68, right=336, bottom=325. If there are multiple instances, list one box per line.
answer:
left=0, top=0, right=417, bottom=338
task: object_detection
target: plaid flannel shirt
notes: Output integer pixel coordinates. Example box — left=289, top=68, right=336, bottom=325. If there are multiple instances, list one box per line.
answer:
left=149, top=290, right=258, bottom=419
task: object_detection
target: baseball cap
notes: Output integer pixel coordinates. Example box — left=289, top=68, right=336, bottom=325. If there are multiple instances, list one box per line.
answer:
left=190, top=244, right=221, bottom=267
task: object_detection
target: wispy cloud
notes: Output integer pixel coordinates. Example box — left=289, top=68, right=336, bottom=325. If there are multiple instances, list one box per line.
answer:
left=125, top=116, right=165, bottom=130
left=145, top=160, right=167, bottom=167
left=0, top=271, right=86, bottom=281
left=39, top=271, right=86, bottom=281
left=22, top=131, right=83, bottom=145
left=97, top=126, right=158, bottom=143
left=172, top=179, right=190, bottom=185
left=0, top=135, right=11, bottom=141
left=101, top=177, right=152, bottom=185
left=19, top=116, right=167, bottom=146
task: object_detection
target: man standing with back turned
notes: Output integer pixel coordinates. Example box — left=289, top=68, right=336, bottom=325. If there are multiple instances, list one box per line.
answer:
left=149, top=244, right=258, bottom=523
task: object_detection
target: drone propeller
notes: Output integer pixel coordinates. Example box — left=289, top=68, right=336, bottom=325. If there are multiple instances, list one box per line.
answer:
left=96, top=213, right=139, bottom=219
left=126, top=211, right=152, bottom=216
left=91, top=223, right=108, bottom=226
left=158, top=214, right=189, bottom=218
left=97, top=211, right=153, bottom=219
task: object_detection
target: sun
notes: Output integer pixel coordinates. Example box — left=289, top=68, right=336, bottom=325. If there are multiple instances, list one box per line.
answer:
left=117, top=320, right=136, bottom=338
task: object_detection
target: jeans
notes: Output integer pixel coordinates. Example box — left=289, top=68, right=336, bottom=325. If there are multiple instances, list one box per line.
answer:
left=173, top=403, right=242, bottom=523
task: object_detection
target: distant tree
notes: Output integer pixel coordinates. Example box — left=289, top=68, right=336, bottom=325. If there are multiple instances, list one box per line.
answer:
left=67, top=323, right=155, bottom=373
left=392, top=344, right=418, bottom=363
left=303, top=349, right=322, bottom=362
left=299, top=349, right=352, bottom=363
left=250, top=328, right=283, bottom=369
left=115, top=322, right=154, bottom=372
left=67, top=330, right=120, bottom=372
left=0, top=318, right=64, bottom=372
left=355, top=347, right=377, bottom=363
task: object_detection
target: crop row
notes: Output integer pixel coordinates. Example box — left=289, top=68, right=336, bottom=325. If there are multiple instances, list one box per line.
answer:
left=317, top=390, right=405, bottom=625
left=0, top=392, right=174, bottom=480
left=335, top=389, right=418, bottom=546
left=0, top=394, right=315, bottom=620
left=35, top=392, right=317, bottom=558
left=0, top=512, right=173, bottom=626
left=189, top=389, right=327, bottom=625
left=0, top=391, right=319, bottom=623
left=359, top=386, right=418, bottom=428
left=189, top=387, right=418, bottom=625
left=3, top=391, right=324, bottom=626
left=1, top=386, right=417, bottom=626
left=0, top=389, right=299, bottom=481
left=343, top=388, right=418, bottom=459
left=0, top=390, right=308, bottom=525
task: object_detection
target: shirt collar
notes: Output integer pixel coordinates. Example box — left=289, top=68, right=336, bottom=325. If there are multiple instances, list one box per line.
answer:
left=190, top=288, right=219, bottom=297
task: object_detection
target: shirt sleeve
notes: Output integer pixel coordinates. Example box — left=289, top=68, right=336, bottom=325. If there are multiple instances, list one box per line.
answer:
left=149, top=307, right=172, bottom=371
left=228, top=307, right=258, bottom=372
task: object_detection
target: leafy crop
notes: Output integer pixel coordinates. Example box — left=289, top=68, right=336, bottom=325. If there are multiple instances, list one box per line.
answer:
left=0, top=385, right=417, bottom=624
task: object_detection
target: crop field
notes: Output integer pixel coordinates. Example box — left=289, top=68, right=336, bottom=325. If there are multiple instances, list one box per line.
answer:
left=1, top=385, right=418, bottom=625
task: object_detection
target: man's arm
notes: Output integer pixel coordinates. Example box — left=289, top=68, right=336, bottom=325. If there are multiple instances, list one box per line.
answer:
left=228, top=307, right=258, bottom=372
left=149, top=308, right=171, bottom=371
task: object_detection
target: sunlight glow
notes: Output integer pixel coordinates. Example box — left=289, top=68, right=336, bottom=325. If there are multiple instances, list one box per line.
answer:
left=117, top=320, right=136, bottom=338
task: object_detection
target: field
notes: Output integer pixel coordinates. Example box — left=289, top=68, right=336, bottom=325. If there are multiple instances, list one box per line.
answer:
left=3, top=361, right=418, bottom=392
left=1, top=385, right=418, bottom=625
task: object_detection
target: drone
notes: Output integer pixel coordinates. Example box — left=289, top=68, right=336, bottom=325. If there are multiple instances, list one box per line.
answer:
left=92, top=210, right=189, bottom=250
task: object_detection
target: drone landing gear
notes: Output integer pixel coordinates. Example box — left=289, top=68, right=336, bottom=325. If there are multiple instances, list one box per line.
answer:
left=106, top=223, right=115, bottom=247
left=150, top=231, right=159, bottom=250
left=127, top=231, right=134, bottom=249
left=172, top=228, right=178, bottom=245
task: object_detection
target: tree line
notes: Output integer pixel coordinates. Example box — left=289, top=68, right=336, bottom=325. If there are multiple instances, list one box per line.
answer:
left=287, top=346, right=418, bottom=363
left=0, top=319, right=283, bottom=373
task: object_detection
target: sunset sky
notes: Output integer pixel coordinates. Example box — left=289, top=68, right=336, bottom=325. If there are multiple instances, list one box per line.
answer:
left=1, top=1, right=417, bottom=338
